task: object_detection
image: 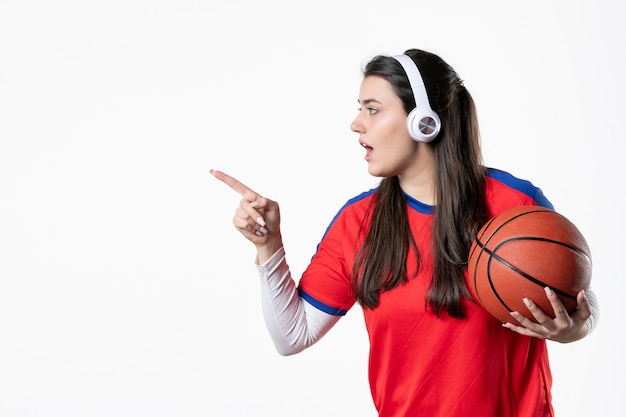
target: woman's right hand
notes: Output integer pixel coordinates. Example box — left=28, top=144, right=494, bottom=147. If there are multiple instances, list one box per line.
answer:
left=210, top=169, right=282, bottom=264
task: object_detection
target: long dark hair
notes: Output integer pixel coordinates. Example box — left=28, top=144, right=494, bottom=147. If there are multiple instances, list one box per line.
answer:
left=352, top=49, right=488, bottom=318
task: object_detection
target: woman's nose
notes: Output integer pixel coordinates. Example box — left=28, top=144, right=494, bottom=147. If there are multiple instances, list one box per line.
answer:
left=350, top=114, right=364, bottom=133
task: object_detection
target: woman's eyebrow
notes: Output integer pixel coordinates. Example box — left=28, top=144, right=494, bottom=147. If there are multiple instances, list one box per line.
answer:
left=358, top=98, right=382, bottom=105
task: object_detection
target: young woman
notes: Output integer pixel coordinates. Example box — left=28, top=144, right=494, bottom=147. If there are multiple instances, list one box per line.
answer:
left=211, top=48, right=599, bottom=417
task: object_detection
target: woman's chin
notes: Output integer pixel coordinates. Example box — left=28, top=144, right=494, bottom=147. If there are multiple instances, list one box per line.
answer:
left=367, top=166, right=387, bottom=178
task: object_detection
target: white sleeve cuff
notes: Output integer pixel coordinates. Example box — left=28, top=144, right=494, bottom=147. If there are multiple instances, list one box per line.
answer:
left=584, top=287, right=599, bottom=336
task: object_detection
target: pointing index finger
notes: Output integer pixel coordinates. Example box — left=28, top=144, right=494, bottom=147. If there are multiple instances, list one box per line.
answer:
left=210, top=169, right=259, bottom=200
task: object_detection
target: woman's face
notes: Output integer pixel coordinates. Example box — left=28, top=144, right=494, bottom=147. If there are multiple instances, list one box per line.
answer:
left=350, top=75, right=422, bottom=179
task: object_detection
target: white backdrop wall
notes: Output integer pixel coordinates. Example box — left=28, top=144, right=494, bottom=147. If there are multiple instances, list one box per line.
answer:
left=0, top=1, right=623, bottom=416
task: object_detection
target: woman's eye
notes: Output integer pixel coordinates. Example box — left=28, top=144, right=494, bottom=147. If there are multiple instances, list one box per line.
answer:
left=356, top=107, right=378, bottom=115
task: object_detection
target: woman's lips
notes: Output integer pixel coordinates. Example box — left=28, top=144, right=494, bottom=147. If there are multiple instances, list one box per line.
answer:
left=360, top=141, right=373, bottom=161
left=364, top=145, right=373, bottom=161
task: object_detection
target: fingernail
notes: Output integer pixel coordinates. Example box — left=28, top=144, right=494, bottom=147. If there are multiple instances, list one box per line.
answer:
left=260, top=227, right=268, bottom=234
left=250, top=201, right=259, bottom=208
left=544, top=287, right=553, bottom=296
left=523, top=298, right=532, bottom=308
left=256, top=217, right=266, bottom=226
left=255, top=231, right=264, bottom=237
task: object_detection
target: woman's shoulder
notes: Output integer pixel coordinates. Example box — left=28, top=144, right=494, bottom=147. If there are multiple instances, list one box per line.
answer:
left=334, top=188, right=377, bottom=218
left=316, top=188, right=377, bottom=243
left=485, top=167, right=554, bottom=211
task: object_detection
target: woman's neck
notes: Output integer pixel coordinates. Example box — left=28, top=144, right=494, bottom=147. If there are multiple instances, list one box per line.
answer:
left=398, top=149, right=436, bottom=205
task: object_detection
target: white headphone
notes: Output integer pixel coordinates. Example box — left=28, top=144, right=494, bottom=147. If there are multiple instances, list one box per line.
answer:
left=392, top=54, right=441, bottom=142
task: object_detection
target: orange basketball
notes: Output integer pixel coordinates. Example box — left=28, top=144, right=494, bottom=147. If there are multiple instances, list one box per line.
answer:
left=468, top=206, right=592, bottom=324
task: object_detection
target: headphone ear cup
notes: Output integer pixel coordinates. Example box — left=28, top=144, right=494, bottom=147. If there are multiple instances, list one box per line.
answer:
left=407, top=108, right=441, bottom=142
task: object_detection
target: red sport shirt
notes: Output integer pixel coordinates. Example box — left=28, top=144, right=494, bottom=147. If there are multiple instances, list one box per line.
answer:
left=298, top=168, right=556, bottom=417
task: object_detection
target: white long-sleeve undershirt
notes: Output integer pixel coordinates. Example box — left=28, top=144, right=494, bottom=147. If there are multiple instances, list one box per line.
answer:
left=256, top=247, right=340, bottom=356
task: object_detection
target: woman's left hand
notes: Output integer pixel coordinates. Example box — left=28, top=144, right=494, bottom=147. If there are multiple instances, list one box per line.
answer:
left=502, top=287, right=591, bottom=343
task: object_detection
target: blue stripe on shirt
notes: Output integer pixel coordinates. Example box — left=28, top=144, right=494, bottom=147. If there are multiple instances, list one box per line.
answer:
left=298, top=287, right=348, bottom=316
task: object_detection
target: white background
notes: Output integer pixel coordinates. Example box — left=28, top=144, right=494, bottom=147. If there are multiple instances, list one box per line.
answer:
left=1, top=1, right=624, bottom=416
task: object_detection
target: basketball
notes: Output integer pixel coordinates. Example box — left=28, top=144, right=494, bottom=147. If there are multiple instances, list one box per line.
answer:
left=467, top=205, right=592, bottom=324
